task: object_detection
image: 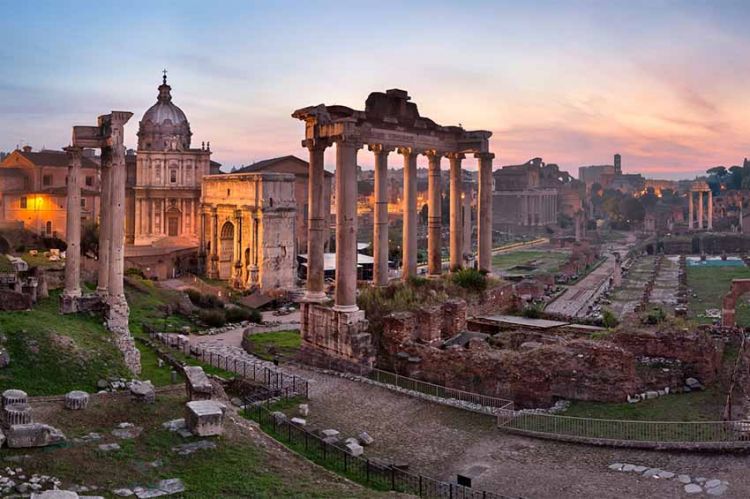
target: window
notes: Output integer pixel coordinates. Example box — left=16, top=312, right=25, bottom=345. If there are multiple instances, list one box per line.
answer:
left=20, top=196, right=27, bottom=209
left=43, top=175, right=52, bottom=186
left=85, top=176, right=93, bottom=187
left=170, top=169, right=177, bottom=183
left=81, top=198, right=86, bottom=208
left=45, top=221, right=52, bottom=235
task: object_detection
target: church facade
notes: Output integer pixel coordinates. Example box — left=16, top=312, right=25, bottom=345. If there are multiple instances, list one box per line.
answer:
left=125, top=75, right=215, bottom=247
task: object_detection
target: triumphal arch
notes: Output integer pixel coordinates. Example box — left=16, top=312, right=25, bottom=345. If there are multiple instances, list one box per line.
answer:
left=293, top=89, right=494, bottom=369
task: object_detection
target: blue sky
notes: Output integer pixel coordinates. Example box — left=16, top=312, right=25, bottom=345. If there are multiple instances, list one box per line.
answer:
left=1, top=0, right=749, bottom=178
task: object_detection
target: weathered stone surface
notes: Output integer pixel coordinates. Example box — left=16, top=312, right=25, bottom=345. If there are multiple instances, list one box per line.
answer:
left=358, top=431, right=374, bottom=446
left=185, top=400, right=224, bottom=437
left=677, top=475, right=692, bottom=484
left=6, top=423, right=66, bottom=448
left=290, top=417, right=306, bottom=426
left=706, top=484, right=728, bottom=496
left=298, top=404, right=309, bottom=417
left=705, top=479, right=722, bottom=489
left=657, top=470, right=675, bottom=479
left=30, top=491, right=79, bottom=499
left=98, top=443, right=121, bottom=452
left=684, top=484, right=703, bottom=494
left=321, top=429, right=339, bottom=438
left=345, top=441, right=364, bottom=456
left=2, top=389, right=28, bottom=408
left=129, top=381, right=155, bottom=403
left=4, top=403, right=33, bottom=426
left=172, top=440, right=216, bottom=455
left=64, top=391, right=89, bottom=410
left=183, top=366, right=212, bottom=401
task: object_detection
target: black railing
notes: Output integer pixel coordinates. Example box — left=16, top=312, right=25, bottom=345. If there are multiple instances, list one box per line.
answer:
left=148, top=328, right=309, bottom=399
left=248, top=402, right=519, bottom=499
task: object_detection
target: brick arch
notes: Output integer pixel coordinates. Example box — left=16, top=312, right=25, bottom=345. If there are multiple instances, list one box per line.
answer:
left=722, top=278, right=750, bottom=327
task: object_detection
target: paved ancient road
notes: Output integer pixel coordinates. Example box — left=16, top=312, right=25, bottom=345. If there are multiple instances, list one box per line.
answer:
left=284, top=366, right=750, bottom=499
left=545, top=256, right=616, bottom=318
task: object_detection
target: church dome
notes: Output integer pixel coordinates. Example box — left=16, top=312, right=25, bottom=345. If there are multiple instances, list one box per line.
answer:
left=137, top=73, right=192, bottom=151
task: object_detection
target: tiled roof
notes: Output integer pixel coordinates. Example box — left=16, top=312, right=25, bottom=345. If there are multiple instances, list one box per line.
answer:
left=18, top=150, right=99, bottom=169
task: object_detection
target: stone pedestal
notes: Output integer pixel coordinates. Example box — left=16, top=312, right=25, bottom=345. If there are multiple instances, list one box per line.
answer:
left=185, top=400, right=224, bottom=436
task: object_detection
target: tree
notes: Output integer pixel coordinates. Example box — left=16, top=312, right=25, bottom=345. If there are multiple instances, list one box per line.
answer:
left=706, top=166, right=727, bottom=177
left=620, top=197, right=645, bottom=222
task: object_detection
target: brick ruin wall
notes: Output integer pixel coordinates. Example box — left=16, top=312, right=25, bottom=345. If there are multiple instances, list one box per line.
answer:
left=380, top=305, right=724, bottom=408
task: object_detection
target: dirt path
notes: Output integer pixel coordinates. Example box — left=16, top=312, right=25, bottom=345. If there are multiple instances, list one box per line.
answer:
left=283, top=365, right=750, bottom=499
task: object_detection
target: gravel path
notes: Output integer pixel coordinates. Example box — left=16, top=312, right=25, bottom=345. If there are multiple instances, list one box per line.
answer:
left=283, top=365, right=750, bottom=499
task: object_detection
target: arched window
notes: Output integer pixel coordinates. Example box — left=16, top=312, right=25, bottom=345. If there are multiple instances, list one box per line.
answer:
left=45, top=221, right=52, bottom=235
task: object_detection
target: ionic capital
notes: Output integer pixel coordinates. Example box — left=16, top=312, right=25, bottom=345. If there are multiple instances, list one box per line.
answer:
left=63, top=145, right=83, bottom=163
left=424, top=149, right=443, bottom=159
left=474, top=152, right=495, bottom=161
left=445, top=152, right=465, bottom=161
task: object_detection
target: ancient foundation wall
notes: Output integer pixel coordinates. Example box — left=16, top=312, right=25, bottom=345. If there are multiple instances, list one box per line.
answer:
left=299, top=302, right=374, bottom=372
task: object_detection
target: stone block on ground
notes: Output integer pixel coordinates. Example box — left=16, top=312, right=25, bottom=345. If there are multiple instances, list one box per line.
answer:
left=358, top=431, right=374, bottom=446
left=183, top=366, right=212, bottom=401
left=30, top=491, right=80, bottom=499
left=345, top=441, right=364, bottom=456
left=290, top=417, right=306, bottom=426
left=298, top=403, right=309, bottom=417
left=64, top=391, right=90, bottom=410
left=185, top=400, right=224, bottom=437
left=271, top=411, right=288, bottom=424
left=684, top=484, right=702, bottom=494
left=6, top=423, right=66, bottom=448
left=129, top=381, right=155, bottom=403
left=321, top=429, right=339, bottom=438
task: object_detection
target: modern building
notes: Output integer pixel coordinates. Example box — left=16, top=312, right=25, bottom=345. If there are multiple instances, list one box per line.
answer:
left=0, top=146, right=101, bottom=238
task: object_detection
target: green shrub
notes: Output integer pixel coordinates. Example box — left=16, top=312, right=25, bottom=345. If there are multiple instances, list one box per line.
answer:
left=449, top=268, right=487, bottom=292
left=125, top=267, right=145, bottom=278
left=226, top=306, right=262, bottom=324
left=199, top=309, right=226, bottom=327
left=602, top=309, right=619, bottom=328
left=644, top=307, right=665, bottom=325
left=522, top=305, right=543, bottom=318
left=187, top=289, right=224, bottom=309
left=406, top=275, right=429, bottom=288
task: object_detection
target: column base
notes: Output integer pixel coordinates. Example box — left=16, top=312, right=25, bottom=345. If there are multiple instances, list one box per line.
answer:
left=333, top=304, right=359, bottom=313
left=301, top=290, right=328, bottom=303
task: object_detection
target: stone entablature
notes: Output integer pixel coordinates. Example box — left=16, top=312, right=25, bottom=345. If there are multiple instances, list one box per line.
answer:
left=200, top=172, right=296, bottom=291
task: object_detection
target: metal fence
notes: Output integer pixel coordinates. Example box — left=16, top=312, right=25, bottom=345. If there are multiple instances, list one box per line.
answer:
left=149, top=330, right=309, bottom=399
left=498, top=410, right=750, bottom=449
left=249, top=402, right=519, bottom=499
left=369, top=369, right=515, bottom=415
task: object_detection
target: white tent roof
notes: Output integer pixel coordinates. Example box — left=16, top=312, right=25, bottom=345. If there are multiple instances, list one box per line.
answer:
left=299, top=252, right=374, bottom=270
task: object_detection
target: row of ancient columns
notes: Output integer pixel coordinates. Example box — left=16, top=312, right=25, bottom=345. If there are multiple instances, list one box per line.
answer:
left=303, top=138, right=493, bottom=311
left=687, top=191, right=713, bottom=230
left=62, top=140, right=128, bottom=307
left=522, top=192, right=557, bottom=226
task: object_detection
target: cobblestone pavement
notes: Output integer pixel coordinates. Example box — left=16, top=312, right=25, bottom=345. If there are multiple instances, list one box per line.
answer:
left=284, top=365, right=750, bottom=499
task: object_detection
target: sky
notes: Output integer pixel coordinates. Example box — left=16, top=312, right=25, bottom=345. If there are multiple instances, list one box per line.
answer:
left=1, top=0, right=749, bottom=179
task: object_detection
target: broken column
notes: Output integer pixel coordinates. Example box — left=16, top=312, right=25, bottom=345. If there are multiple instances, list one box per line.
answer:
left=184, top=366, right=213, bottom=400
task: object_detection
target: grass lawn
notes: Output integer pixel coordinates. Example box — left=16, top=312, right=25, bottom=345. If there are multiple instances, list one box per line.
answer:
left=243, top=330, right=301, bottom=361
left=492, top=250, right=569, bottom=276
left=0, top=254, right=13, bottom=272
left=0, top=290, right=129, bottom=395
left=687, top=265, right=750, bottom=326
left=21, top=251, right=63, bottom=269
left=20, top=393, right=377, bottom=498
left=563, top=385, right=726, bottom=422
